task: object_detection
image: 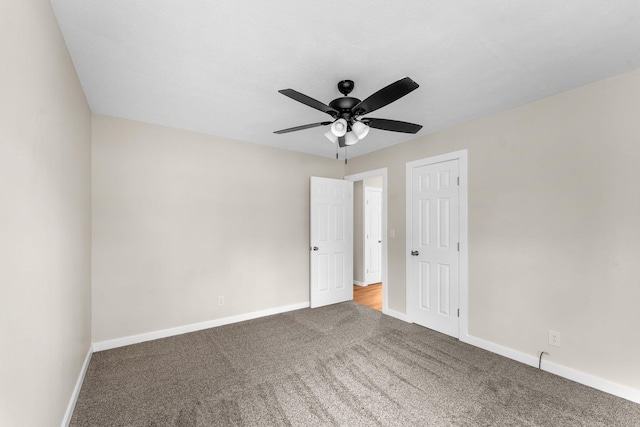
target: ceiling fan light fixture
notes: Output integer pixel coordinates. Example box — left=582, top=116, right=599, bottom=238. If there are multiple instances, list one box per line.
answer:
left=330, top=118, right=348, bottom=137
left=324, top=130, right=338, bottom=143
left=344, top=131, right=359, bottom=146
left=352, top=120, right=370, bottom=140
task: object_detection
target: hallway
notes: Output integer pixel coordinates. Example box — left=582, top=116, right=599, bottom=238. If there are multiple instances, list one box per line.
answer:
left=353, top=283, right=382, bottom=312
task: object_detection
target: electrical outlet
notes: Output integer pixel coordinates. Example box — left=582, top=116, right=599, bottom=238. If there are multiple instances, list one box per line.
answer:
left=218, top=296, right=224, bottom=307
left=390, top=229, right=396, bottom=238
left=549, top=330, right=561, bottom=348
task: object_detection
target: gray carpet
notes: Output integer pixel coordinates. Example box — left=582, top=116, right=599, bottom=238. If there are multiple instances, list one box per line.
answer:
left=71, top=302, right=640, bottom=426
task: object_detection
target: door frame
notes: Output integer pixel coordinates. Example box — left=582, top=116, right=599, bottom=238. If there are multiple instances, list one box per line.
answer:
left=344, top=168, right=388, bottom=314
left=405, top=150, right=468, bottom=339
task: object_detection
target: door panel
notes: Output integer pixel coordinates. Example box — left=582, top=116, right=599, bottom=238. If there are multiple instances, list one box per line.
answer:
left=317, top=254, right=329, bottom=292
left=364, top=187, right=382, bottom=285
left=310, top=177, right=353, bottom=308
left=419, top=261, right=430, bottom=310
left=410, top=160, right=459, bottom=337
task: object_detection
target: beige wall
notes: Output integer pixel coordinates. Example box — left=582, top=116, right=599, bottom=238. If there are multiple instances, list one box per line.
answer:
left=92, top=115, right=345, bottom=342
left=345, top=68, right=640, bottom=391
left=0, top=0, right=92, bottom=425
left=364, top=176, right=383, bottom=189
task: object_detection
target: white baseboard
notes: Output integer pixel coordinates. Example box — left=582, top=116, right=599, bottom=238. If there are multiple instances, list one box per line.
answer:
left=93, top=302, right=310, bottom=352
left=542, top=358, right=640, bottom=404
left=461, top=333, right=640, bottom=404
left=462, top=334, right=538, bottom=367
left=61, top=345, right=93, bottom=427
left=353, top=280, right=365, bottom=286
left=383, top=308, right=407, bottom=322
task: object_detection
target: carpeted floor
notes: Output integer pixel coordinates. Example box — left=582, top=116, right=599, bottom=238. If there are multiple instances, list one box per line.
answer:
left=71, top=302, right=640, bottom=426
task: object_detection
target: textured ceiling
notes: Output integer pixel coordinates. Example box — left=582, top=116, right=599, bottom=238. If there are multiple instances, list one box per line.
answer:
left=50, top=0, right=640, bottom=159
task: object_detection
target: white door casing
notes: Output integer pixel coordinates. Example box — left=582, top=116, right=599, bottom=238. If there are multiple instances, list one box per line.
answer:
left=364, top=187, right=382, bottom=285
left=310, top=177, right=354, bottom=308
left=407, top=156, right=462, bottom=338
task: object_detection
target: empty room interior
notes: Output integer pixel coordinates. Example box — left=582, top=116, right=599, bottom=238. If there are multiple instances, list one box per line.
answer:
left=3, top=1, right=640, bottom=425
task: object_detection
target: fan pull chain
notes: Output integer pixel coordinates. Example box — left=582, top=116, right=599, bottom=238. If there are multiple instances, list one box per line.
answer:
left=336, top=142, right=338, bottom=160
left=345, top=147, right=348, bottom=165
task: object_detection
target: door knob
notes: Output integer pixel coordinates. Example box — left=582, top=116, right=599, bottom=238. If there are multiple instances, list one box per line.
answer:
left=411, top=250, right=419, bottom=256
left=311, top=246, right=319, bottom=251
left=378, top=240, right=382, bottom=243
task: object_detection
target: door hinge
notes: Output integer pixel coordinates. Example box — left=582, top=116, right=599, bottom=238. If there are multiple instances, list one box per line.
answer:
left=457, top=309, right=460, bottom=317
left=457, top=242, right=460, bottom=251
left=457, top=176, right=460, bottom=186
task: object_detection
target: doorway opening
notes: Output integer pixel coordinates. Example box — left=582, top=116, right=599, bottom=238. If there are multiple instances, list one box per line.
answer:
left=345, top=169, right=388, bottom=314
left=353, top=282, right=382, bottom=311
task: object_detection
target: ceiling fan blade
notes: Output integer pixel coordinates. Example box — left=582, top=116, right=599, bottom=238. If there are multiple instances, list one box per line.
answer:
left=362, top=118, right=423, bottom=134
left=273, top=121, right=332, bottom=134
left=338, top=136, right=346, bottom=148
left=278, top=89, right=338, bottom=117
left=352, top=77, right=419, bottom=116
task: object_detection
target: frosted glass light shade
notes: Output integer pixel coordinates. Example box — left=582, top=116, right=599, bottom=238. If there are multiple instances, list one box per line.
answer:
left=352, top=121, right=370, bottom=140
left=344, top=131, right=359, bottom=146
left=324, top=130, right=338, bottom=143
left=330, top=119, right=348, bottom=137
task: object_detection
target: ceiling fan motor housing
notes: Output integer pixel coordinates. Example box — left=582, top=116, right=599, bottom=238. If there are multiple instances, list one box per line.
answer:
left=329, top=97, right=361, bottom=121
left=333, top=80, right=362, bottom=122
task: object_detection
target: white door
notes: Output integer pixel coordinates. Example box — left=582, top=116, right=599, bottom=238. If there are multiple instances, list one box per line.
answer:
left=310, top=177, right=353, bottom=308
left=409, top=159, right=460, bottom=337
left=364, top=187, right=382, bottom=285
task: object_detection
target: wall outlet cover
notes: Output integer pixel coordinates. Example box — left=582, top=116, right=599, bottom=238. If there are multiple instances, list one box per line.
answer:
left=549, top=330, right=561, bottom=348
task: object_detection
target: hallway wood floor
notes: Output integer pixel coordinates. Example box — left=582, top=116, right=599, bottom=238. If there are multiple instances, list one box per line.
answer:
left=353, top=283, right=382, bottom=312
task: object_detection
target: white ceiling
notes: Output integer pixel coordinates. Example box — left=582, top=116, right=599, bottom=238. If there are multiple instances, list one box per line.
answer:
left=51, top=0, right=640, bottom=159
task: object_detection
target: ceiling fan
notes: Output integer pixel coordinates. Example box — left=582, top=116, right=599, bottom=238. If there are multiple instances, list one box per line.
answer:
left=274, top=77, right=423, bottom=148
